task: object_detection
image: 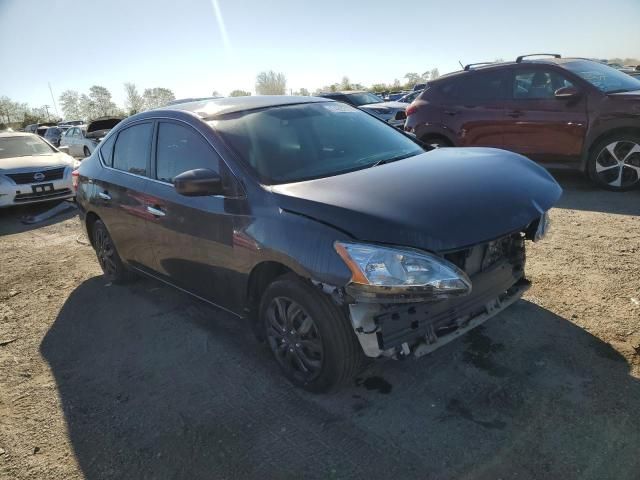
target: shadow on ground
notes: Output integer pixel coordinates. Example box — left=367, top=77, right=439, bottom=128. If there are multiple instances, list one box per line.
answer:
left=41, top=276, right=640, bottom=479
left=549, top=170, right=640, bottom=216
left=0, top=200, right=77, bottom=236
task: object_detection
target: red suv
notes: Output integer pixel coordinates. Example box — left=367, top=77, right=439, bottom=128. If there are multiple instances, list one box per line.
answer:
left=404, top=54, right=640, bottom=191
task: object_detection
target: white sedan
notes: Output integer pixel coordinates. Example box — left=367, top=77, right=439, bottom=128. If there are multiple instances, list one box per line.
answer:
left=59, top=117, right=122, bottom=158
left=0, top=132, right=77, bottom=207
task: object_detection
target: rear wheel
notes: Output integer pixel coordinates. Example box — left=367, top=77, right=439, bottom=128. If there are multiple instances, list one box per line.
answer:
left=92, top=220, right=135, bottom=284
left=260, top=274, right=363, bottom=393
left=588, top=134, right=640, bottom=191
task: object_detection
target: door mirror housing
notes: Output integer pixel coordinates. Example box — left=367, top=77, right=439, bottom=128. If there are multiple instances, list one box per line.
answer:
left=554, top=86, right=580, bottom=99
left=174, top=168, right=224, bottom=197
left=58, top=145, right=70, bottom=154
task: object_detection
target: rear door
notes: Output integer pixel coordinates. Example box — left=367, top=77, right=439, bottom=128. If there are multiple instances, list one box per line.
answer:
left=143, top=120, right=240, bottom=309
left=502, top=66, right=588, bottom=164
left=438, top=69, right=510, bottom=148
left=91, top=122, right=156, bottom=271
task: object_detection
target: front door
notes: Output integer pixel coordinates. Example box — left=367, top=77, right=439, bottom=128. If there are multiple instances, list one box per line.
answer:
left=502, top=66, right=588, bottom=164
left=143, top=120, right=240, bottom=310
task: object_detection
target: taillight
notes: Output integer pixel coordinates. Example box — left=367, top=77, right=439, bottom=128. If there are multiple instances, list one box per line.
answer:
left=72, top=170, right=79, bottom=192
left=406, top=103, right=418, bottom=116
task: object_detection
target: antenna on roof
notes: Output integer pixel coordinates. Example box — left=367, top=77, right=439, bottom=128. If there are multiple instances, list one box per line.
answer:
left=458, top=60, right=464, bottom=69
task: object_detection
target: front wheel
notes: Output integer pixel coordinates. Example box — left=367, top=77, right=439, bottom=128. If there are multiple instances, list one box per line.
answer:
left=260, top=274, right=363, bottom=393
left=587, top=134, right=640, bottom=191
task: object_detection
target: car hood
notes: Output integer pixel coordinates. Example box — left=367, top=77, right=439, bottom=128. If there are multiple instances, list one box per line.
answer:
left=0, top=152, right=74, bottom=172
left=272, top=148, right=562, bottom=252
left=361, top=101, right=406, bottom=112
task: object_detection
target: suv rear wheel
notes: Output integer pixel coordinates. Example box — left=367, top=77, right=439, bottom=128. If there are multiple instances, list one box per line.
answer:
left=260, top=274, right=363, bottom=393
left=588, top=133, right=640, bottom=191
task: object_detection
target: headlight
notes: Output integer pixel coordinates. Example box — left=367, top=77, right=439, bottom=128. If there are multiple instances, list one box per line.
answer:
left=334, top=242, right=471, bottom=299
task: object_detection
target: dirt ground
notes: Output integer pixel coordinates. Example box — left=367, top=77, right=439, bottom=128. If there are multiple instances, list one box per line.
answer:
left=0, top=172, right=639, bottom=480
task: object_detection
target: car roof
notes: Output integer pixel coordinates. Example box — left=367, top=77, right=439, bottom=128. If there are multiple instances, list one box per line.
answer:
left=318, top=91, right=366, bottom=96
left=0, top=132, right=38, bottom=138
left=434, top=56, right=599, bottom=82
left=156, top=95, right=331, bottom=119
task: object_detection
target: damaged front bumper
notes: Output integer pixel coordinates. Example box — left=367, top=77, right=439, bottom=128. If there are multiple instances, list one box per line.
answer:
left=346, top=236, right=529, bottom=358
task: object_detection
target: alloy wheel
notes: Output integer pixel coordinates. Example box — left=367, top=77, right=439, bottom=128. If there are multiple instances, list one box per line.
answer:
left=94, top=227, right=118, bottom=277
left=594, top=141, right=640, bottom=189
left=265, top=296, right=323, bottom=382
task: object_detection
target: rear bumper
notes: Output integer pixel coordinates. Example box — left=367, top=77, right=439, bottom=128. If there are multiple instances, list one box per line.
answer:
left=348, top=259, right=527, bottom=358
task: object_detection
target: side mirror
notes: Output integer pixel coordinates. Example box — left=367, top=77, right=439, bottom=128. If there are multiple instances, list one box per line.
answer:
left=58, top=145, right=70, bottom=154
left=174, top=168, right=224, bottom=197
left=554, top=86, right=580, bottom=99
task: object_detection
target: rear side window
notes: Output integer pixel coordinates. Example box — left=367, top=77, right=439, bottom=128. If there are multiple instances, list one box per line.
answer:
left=99, top=133, right=116, bottom=167
left=155, top=122, right=219, bottom=183
left=112, top=123, right=152, bottom=176
left=441, top=71, right=508, bottom=102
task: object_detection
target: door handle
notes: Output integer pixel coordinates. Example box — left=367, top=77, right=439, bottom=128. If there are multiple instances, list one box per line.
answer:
left=444, top=110, right=459, bottom=116
left=146, top=206, right=166, bottom=217
left=98, top=191, right=111, bottom=201
left=508, top=110, right=524, bottom=118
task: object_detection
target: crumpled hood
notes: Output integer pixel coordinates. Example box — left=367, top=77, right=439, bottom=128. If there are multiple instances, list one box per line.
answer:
left=272, top=148, right=562, bottom=252
left=0, top=152, right=74, bottom=172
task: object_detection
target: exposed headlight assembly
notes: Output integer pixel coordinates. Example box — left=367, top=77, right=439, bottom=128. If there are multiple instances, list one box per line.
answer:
left=334, top=241, right=471, bottom=302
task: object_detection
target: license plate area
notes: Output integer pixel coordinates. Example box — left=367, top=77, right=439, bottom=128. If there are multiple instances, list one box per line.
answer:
left=32, top=183, right=54, bottom=194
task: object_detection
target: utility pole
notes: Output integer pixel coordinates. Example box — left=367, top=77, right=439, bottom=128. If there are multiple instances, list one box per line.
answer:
left=43, top=105, right=51, bottom=121
left=48, top=82, right=59, bottom=117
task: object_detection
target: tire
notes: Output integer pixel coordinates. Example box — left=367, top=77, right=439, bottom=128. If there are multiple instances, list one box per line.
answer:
left=587, top=133, right=640, bottom=191
left=260, top=274, right=363, bottom=393
left=92, top=220, right=135, bottom=284
left=83, top=146, right=91, bottom=157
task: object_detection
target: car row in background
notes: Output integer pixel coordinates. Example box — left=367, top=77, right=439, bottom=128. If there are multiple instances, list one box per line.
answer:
left=317, top=91, right=408, bottom=127
left=59, top=117, right=122, bottom=158
left=404, top=54, right=640, bottom=192
left=0, top=132, right=77, bottom=207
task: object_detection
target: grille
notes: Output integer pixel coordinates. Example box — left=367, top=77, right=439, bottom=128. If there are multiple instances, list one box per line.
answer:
left=14, top=188, right=72, bottom=202
left=6, top=167, right=66, bottom=185
left=445, top=234, right=525, bottom=277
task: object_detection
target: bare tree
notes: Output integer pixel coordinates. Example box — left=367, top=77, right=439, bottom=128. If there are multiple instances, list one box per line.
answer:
left=298, top=88, right=310, bottom=96
left=143, top=88, right=176, bottom=110
left=124, top=83, right=144, bottom=115
left=404, top=73, right=421, bottom=87
left=211, top=90, right=221, bottom=97
left=429, top=68, right=440, bottom=80
left=88, top=86, right=118, bottom=117
left=255, top=71, right=286, bottom=95
left=229, top=90, right=251, bottom=97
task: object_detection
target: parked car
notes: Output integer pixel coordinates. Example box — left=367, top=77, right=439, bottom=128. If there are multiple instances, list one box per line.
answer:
left=43, top=126, right=68, bottom=147
left=60, top=117, right=122, bottom=157
left=76, top=96, right=561, bottom=392
left=58, top=120, right=84, bottom=127
left=385, top=91, right=406, bottom=101
left=397, top=90, right=423, bottom=103
left=404, top=54, right=640, bottom=191
left=317, top=91, right=408, bottom=127
left=0, top=132, right=76, bottom=207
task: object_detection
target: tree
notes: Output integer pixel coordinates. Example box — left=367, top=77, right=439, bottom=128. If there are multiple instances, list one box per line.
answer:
left=429, top=68, right=440, bottom=80
left=59, top=90, right=82, bottom=120
left=211, top=90, right=221, bottom=97
left=0, top=96, right=28, bottom=124
left=229, top=90, right=251, bottom=97
left=404, top=73, right=421, bottom=87
left=88, top=85, right=118, bottom=117
left=142, top=87, right=176, bottom=110
left=298, top=88, right=310, bottom=96
left=124, top=83, right=144, bottom=115
left=255, top=70, right=286, bottom=95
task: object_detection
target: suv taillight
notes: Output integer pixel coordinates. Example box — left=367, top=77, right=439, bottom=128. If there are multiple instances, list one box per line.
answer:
left=72, top=170, right=79, bottom=192
left=406, top=103, right=418, bottom=116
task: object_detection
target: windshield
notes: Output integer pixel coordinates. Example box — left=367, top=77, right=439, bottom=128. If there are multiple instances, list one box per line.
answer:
left=0, top=135, right=56, bottom=159
left=563, top=60, right=640, bottom=93
left=345, top=92, right=384, bottom=106
left=211, top=102, right=424, bottom=184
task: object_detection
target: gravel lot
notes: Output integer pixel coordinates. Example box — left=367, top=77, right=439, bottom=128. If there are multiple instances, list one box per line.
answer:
left=1, top=172, right=639, bottom=480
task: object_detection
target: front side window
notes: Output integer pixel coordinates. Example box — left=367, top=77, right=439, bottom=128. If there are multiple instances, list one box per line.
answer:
left=562, top=60, right=640, bottom=93
left=0, top=135, right=55, bottom=159
left=513, top=69, right=574, bottom=99
left=112, top=123, right=152, bottom=176
left=211, top=102, right=424, bottom=184
left=155, top=122, right=220, bottom=183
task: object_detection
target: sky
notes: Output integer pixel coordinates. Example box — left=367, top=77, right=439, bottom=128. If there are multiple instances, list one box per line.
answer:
left=1, top=0, right=639, bottom=114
